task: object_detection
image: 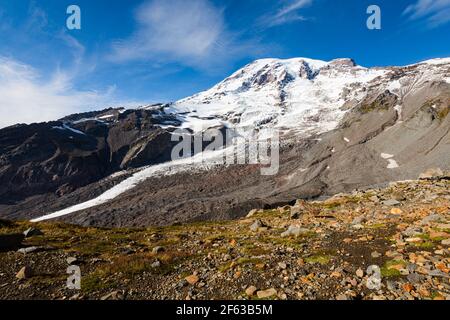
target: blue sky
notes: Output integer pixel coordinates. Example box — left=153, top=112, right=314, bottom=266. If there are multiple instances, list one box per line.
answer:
left=0, top=0, right=449, bottom=127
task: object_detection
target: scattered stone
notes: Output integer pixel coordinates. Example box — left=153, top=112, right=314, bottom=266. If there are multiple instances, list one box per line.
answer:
left=403, top=283, right=414, bottom=293
left=382, top=199, right=401, bottom=206
left=419, top=168, right=444, bottom=180
left=336, top=294, right=349, bottom=300
left=281, top=225, right=310, bottom=237
left=19, top=246, right=43, bottom=255
left=352, top=224, right=364, bottom=230
left=245, top=286, right=257, bottom=297
left=278, top=262, right=287, bottom=270
left=390, top=208, right=403, bottom=215
left=407, top=273, right=423, bottom=284
left=427, top=270, right=449, bottom=278
left=289, top=206, right=302, bottom=219
left=356, top=268, right=364, bottom=278
left=121, top=247, right=135, bottom=255
left=256, top=288, right=277, bottom=299
left=371, top=251, right=382, bottom=258
left=420, top=214, right=444, bottom=225
left=403, top=226, right=422, bottom=237
left=101, top=291, right=124, bottom=300
left=69, top=294, right=82, bottom=300
left=430, top=231, right=449, bottom=240
left=16, top=266, right=33, bottom=280
left=152, top=246, right=165, bottom=254
left=185, top=275, right=199, bottom=285
left=442, top=239, right=450, bottom=246
left=151, top=260, right=161, bottom=268
left=246, top=209, right=258, bottom=218
left=250, top=219, right=266, bottom=232
left=352, top=216, right=366, bottom=225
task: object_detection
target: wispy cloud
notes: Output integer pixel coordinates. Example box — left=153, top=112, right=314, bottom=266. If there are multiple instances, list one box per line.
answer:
left=403, top=0, right=450, bottom=28
left=0, top=57, right=142, bottom=128
left=257, top=0, right=313, bottom=28
left=110, top=0, right=224, bottom=65
left=110, top=0, right=262, bottom=69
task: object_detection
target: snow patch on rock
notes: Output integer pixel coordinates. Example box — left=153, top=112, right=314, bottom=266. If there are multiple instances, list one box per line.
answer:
left=381, top=153, right=394, bottom=159
left=387, top=159, right=400, bottom=169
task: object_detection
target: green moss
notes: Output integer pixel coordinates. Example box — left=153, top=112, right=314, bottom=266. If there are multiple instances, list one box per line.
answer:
left=381, top=267, right=402, bottom=277
left=235, top=257, right=263, bottom=265
left=381, top=260, right=406, bottom=278
left=365, top=223, right=387, bottom=229
left=417, top=233, right=430, bottom=240
left=414, top=241, right=435, bottom=249
left=240, top=244, right=270, bottom=256
left=305, top=255, right=331, bottom=265
left=218, top=263, right=233, bottom=273
left=81, top=273, right=114, bottom=294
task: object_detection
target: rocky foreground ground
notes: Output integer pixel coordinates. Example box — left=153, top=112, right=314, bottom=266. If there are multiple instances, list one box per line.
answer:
left=0, top=172, right=449, bottom=300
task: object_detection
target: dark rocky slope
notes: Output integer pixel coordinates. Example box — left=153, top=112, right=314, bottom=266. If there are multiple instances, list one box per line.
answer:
left=0, top=107, right=178, bottom=205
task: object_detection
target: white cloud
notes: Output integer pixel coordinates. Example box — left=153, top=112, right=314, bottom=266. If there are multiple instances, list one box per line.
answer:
left=257, top=0, right=313, bottom=28
left=111, top=0, right=224, bottom=63
left=0, top=57, right=142, bottom=128
left=110, top=0, right=257, bottom=69
left=404, top=0, right=450, bottom=27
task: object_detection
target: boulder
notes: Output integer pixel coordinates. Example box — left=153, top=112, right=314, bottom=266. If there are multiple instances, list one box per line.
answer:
left=419, top=168, right=444, bottom=180
left=246, top=209, right=258, bottom=218
left=185, top=275, right=199, bottom=285
left=23, top=227, right=43, bottom=238
left=382, top=199, right=401, bottom=206
left=289, top=206, right=302, bottom=219
left=256, top=288, right=277, bottom=299
left=152, top=246, right=165, bottom=254
left=281, top=225, right=310, bottom=237
left=16, top=266, right=33, bottom=280
left=245, top=286, right=257, bottom=297
left=17, top=247, right=40, bottom=254
left=250, top=220, right=266, bottom=232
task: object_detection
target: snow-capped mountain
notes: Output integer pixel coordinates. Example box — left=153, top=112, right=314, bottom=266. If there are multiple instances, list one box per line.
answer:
left=1, top=57, right=449, bottom=227
left=168, top=57, right=449, bottom=138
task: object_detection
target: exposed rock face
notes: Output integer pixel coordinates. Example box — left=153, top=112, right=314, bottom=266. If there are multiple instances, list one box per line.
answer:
left=0, top=108, right=178, bottom=204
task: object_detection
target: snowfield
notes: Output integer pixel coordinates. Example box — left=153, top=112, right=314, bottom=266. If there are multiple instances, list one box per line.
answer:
left=170, top=57, right=386, bottom=138
left=31, top=148, right=229, bottom=222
